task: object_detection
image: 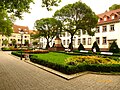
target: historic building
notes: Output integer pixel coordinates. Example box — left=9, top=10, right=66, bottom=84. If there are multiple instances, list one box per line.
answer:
left=0, top=24, right=30, bottom=48
left=39, top=9, right=120, bottom=51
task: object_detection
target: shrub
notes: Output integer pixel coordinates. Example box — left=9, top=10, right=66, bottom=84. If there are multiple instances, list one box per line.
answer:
left=109, top=41, right=119, bottom=53
left=65, top=56, right=120, bottom=65
left=24, top=50, right=49, bottom=53
left=78, top=43, right=85, bottom=51
left=92, top=41, right=100, bottom=52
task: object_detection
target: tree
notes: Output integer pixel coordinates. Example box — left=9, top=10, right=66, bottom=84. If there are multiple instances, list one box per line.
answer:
left=0, top=10, right=13, bottom=36
left=2, top=39, right=8, bottom=46
left=12, top=39, right=16, bottom=47
left=109, top=4, right=120, bottom=11
left=92, top=41, right=100, bottom=52
left=34, top=18, right=62, bottom=49
left=25, top=40, right=29, bottom=47
left=109, top=41, right=119, bottom=53
left=41, top=0, right=61, bottom=11
left=0, top=0, right=34, bottom=18
left=54, top=1, right=98, bottom=50
left=78, top=43, right=85, bottom=51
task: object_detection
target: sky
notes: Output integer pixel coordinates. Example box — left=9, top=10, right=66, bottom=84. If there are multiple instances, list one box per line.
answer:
left=15, top=0, right=120, bottom=30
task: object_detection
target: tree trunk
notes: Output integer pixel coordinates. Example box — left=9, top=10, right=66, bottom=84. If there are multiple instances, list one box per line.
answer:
left=69, top=35, right=73, bottom=51
left=46, top=39, right=50, bottom=49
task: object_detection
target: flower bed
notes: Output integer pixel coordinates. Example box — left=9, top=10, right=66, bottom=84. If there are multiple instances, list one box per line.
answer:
left=29, top=53, right=120, bottom=75
left=24, top=50, right=49, bottom=53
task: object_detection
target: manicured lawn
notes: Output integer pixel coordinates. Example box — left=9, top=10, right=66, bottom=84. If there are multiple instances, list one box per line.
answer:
left=33, top=52, right=72, bottom=65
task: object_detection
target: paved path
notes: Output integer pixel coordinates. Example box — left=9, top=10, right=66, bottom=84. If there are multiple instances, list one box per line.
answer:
left=0, top=51, right=120, bottom=90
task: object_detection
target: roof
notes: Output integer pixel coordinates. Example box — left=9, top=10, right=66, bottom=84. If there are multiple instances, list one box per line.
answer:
left=97, top=9, right=120, bottom=18
left=97, top=9, right=120, bottom=25
left=13, top=24, right=30, bottom=34
left=29, top=30, right=38, bottom=34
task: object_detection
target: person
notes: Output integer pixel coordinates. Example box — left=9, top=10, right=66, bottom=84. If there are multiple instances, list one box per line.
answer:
left=93, top=48, right=96, bottom=54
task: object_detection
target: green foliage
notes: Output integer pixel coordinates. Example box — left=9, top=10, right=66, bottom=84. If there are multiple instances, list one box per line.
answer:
left=11, top=39, right=16, bottom=46
left=92, top=41, right=100, bottom=52
left=109, top=41, right=119, bottom=53
left=32, top=41, right=38, bottom=46
left=0, top=0, right=34, bottom=18
left=65, top=56, right=120, bottom=65
left=41, top=0, right=61, bottom=11
left=54, top=1, right=98, bottom=50
left=0, top=10, right=13, bottom=36
left=2, top=39, right=8, bottom=46
left=109, top=4, right=120, bottom=11
left=34, top=18, right=62, bottom=49
left=78, top=43, right=85, bottom=51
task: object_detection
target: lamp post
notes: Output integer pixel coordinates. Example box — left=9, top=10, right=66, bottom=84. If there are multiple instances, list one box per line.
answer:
left=20, top=29, right=24, bottom=60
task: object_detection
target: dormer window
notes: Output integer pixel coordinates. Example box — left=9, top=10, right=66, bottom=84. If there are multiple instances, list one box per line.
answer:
left=112, top=15, right=114, bottom=19
left=104, top=17, right=107, bottom=21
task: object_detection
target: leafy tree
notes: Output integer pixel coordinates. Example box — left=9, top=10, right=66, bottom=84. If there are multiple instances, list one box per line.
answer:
left=54, top=1, right=98, bottom=50
left=34, top=18, right=62, bottom=49
left=78, top=43, right=85, bottom=51
left=32, top=41, right=38, bottom=46
left=92, top=41, right=100, bottom=52
left=12, top=39, right=16, bottom=47
left=25, top=40, right=29, bottom=46
left=41, top=0, right=61, bottom=11
left=0, top=0, right=34, bottom=18
left=0, top=10, right=13, bottom=36
left=109, top=41, right=119, bottom=53
left=2, top=39, right=8, bottom=46
left=109, top=4, right=120, bottom=11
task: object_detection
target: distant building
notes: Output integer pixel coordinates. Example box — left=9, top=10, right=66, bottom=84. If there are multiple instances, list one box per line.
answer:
left=39, top=9, right=120, bottom=51
left=1, top=24, right=30, bottom=48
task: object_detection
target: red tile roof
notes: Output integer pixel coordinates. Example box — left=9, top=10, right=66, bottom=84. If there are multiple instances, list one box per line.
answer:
left=97, top=9, right=120, bottom=25
left=13, top=24, right=30, bottom=34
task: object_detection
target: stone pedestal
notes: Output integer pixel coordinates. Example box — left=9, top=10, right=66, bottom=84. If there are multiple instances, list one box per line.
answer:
left=49, top=37, right=65, bottom=51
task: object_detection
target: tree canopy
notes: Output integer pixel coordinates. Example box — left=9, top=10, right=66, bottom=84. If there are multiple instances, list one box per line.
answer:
left=0, top=9, right=13, bottom=36
left=0, top=0, right=34, bottom=18
left=54, top=1, right=98, bottom=50
left=41, top=0, right=61, bottom=11
left=34, top=17, right=62, bottom=49
left=109, top=4, right=120, bottom=11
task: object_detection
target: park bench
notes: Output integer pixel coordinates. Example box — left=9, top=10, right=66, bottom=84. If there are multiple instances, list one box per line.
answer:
left=80, top=50, right=88, bottom=53
left=100, top=52, right=113, bottom=55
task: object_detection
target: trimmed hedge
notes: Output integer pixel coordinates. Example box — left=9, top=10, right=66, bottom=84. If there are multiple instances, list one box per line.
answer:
left=11, top=51, right=24, bottom=57
left=30, top=55, right=120, bottom=74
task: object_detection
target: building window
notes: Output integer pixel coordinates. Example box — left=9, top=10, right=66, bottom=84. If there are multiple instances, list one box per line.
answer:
left=67, top=39, right=69, bottom=45
left=104, top=17, right=107, bottom=21
left=96, top=27, right=100, bottom=33
left=88, top=38, right=91, bottom=45
left=82, top=38, right=86, bottom=45
left=102, top=26, right=107, bottom=32
left=96, top=37, right=100, bottom=45
left=110, top=25, right=114, bottom=31
left=111, top=16, right=114, bottom=19
left=18, top=39, right=20, bottom=41
left=78, top=39, right=81, bottom=45
left=25, top=36, right=27, bottom=38
left=102, top=37, right=107, bottom=45
left=63, top=40, right=66, bottom=45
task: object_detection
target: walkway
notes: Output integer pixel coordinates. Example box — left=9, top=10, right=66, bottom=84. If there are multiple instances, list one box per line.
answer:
left=0, top=51, right=120, bottom=90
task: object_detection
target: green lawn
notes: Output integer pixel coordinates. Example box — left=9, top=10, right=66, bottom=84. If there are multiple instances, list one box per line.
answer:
left=33, top=52, right=72, bottom=65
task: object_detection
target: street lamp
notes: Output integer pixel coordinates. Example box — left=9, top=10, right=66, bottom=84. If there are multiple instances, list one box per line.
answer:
left=20, top=29, right=24, bottom=60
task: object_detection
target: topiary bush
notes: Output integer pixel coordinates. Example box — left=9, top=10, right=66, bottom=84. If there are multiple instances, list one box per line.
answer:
left=92, top=41, right=100, bottom=52
left=78, top=43, right=85, bottom=51
left=109, top=41, right=119, bottom=53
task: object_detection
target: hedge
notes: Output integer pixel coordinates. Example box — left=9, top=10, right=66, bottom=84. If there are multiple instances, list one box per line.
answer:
left=30, top=55, right=120, bottom=74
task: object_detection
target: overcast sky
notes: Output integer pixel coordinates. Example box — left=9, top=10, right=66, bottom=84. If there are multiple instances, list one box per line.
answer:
left=15, top=0, right=120, bottom=30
